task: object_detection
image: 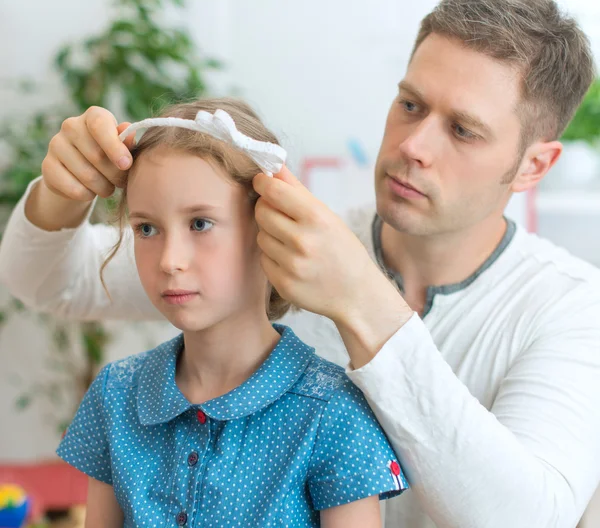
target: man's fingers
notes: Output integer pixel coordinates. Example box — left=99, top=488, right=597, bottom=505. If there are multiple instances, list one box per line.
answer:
left=52, top=131, right=123, bottom=192
left=260, top=252, right=287, bottom=297
left=273, top=165, right=305, bottom=188
left=85, top=107, right=132, bottom=170
left=41, top=157, right=97, bottom=202
left=257, top=230, right=290, bottom=267
left=255, top=198, right=303, bottom=247
left=253, top=172, right=316, bottom=223
left=55, top=137, right=116, bottom=198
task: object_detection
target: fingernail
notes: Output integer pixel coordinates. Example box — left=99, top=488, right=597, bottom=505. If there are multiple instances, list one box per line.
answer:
left=117, top=156, right=131, bottom=170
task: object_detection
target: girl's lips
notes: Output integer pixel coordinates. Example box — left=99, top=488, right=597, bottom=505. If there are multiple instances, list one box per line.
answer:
left=161, top=290, right=199, bottom=305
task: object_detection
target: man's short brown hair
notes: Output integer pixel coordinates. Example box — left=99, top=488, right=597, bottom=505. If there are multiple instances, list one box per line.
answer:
left=412, top=0, right=595, bottom=147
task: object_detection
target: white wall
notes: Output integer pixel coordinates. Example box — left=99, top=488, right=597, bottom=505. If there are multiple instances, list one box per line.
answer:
left=225, top=0, right=437, bottom=164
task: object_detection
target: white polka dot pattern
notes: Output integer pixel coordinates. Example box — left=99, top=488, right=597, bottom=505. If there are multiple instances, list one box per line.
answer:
left=57, top=325, right=407, bottom=526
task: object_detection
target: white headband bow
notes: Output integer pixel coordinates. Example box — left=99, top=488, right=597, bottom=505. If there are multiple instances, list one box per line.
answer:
left=118, top=109, right=287, bottom=177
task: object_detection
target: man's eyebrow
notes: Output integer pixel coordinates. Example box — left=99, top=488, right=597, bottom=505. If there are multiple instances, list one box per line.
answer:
left=451, top=110, right=495, bottom=138
left=398, top=80, right=426, bottom=101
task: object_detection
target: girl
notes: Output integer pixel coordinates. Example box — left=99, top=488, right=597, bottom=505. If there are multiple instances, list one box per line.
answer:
left=56, top=97, right=407, bottom=527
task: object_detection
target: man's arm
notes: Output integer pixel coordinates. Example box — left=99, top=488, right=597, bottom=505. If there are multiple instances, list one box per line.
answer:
left=346, top=305, right=600, bottom=527
left=0, top=178, right=159, bottom=320
left=0, top=107, right=160, bottom=320
left=252, top=169, right=600, bottom=527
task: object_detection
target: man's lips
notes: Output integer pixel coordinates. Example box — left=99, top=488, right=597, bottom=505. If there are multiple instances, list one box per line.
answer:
left=386, top=174, right=427, bottom=198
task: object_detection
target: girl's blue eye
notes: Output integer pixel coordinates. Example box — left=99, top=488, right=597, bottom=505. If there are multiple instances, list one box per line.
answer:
left=139, top=224, right=157, bottom=237
left=192, top=219, right=213, bottom=232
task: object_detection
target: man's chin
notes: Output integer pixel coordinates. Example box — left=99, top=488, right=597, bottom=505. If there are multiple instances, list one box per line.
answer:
left=376, top=201, right=436, bottom=237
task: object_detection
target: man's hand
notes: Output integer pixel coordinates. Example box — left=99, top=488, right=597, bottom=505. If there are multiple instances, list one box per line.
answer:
left=253, top=166, right=375, bottom=322
left=253, top=167, right=413, bottom=368
left=26, top=107, right=136, bottom=231
left=41, top=106, right=135, bottom=202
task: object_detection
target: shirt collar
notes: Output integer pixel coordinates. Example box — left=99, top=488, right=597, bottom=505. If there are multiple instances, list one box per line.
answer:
left=138, top=324, right=314, bottom=425
left=371, top=213, right=517, bottom=317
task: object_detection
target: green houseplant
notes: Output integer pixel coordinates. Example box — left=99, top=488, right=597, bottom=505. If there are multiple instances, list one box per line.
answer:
left=540, top=78, right=600, bottom=192
left=0, top=0, right=221, bottom=433
left=562, top=78, right=600, bottom=145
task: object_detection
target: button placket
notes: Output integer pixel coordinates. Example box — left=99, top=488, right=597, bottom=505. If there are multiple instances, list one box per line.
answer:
left=190, top=418, right=221, bottom=527
left=169, top=410, right=211, bottom=528
left=184, top=409, right=214, bottom=527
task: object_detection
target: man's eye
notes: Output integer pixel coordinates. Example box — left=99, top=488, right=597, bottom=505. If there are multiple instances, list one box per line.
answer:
left=400, top=99, right=419, bottom=113
left=453, top=124, right=476, bottom=140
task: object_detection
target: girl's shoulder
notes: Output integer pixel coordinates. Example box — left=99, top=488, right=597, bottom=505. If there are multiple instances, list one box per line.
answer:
left=104, top=350, right=153, bottom=389
left=288, top=354, right=359, bottom=404
left=104, top=334, right=183, bottom=390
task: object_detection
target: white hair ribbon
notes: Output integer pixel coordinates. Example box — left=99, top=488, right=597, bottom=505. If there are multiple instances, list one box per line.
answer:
left=118, top=109, right=287, bottom=177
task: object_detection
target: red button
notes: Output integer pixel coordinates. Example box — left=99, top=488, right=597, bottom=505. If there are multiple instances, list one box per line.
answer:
left=187, top=452, right=199, bottom=466
left=197, top=410, right=207, bottom=424
left=390, top=461, right=401, bottom=476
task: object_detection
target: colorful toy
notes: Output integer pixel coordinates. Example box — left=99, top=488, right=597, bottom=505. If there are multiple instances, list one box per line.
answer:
left=0, top=484, right=29, bottom=528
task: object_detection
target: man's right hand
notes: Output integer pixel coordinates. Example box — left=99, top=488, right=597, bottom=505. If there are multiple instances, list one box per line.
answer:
left=41, top=106, right=135, bottom=202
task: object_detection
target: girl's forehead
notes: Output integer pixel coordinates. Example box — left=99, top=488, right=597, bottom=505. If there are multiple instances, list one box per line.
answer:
left=127, top=153, right=250, bottom=215
left=130, top=151, right=232, bottom=189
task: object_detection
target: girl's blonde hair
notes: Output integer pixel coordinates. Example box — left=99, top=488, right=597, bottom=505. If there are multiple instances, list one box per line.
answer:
left=101, top=97, right=291, bottom=320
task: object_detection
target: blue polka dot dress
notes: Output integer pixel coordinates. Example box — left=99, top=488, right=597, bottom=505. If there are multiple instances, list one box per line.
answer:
left=57, top=324, right=408, bottom=527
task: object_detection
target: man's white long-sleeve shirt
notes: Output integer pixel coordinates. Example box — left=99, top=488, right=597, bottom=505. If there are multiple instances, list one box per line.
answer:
left=2, top=180, right=600, bottom=527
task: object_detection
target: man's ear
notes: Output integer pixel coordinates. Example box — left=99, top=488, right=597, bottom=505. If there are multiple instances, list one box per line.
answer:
left=511, top=140, right=562, bottom=193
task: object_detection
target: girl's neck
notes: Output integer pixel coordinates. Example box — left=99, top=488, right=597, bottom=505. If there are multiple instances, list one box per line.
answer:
left=175, top=311, right=280, bottom=404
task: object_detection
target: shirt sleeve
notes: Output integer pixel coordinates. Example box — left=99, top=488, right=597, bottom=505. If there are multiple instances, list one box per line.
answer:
left=0, top=177, right=160, bottom=320
left=347, top=297, right=600, bottom=528
left=57, top=365, right=113, bottom=484
left=307, top=378, right=408, bottom=510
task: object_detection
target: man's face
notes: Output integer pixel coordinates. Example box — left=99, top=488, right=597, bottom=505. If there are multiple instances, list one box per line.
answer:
left=375, top=33, right=526, bottom=236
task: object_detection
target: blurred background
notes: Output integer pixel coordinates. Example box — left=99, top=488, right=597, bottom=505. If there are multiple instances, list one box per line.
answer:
left=0, top=0, right=599, bottom=526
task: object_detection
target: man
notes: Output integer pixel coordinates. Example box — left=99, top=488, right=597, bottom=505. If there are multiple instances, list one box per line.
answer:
left=1, top=1, right=600, bottom=526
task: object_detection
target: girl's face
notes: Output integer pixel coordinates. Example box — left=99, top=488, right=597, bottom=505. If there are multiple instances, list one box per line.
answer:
left=127, top=146, right=267, bottom=332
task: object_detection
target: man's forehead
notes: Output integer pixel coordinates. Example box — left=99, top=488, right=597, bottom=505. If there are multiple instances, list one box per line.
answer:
left=403, top=35, right=522, bottom=130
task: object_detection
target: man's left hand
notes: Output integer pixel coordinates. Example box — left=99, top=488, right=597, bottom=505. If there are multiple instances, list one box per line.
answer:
left=253, top=167, right=412, bottom=346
